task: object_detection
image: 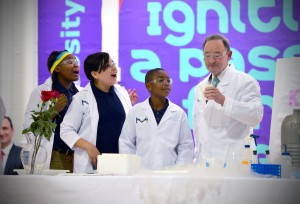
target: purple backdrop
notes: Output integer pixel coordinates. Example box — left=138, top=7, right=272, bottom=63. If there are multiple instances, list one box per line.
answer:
left=118, top=0, right=300, bottom=146
left=38, top=0, right=102, bottom=86
left=38, top=0, right=300, bottom=148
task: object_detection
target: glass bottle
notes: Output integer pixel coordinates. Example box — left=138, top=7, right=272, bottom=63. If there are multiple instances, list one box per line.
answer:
left=252, top=150, right=258, bottom=164
left=201, top=142, right=212, bottom=168
left=242, top=144, right=252, bottom=165
left=265, top=150, right=270, bottom=164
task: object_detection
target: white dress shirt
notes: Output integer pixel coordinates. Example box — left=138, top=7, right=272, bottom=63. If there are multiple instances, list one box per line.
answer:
left=1, top=143, right=12, bottom=174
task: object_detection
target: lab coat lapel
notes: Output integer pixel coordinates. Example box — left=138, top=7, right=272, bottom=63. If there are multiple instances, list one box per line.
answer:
left=142, top=99, right=158, bottom=128
left=158, top=100, right=173, bottom=127
left=86, top=83, right=99, bottom=144
left=217, top=64, right=235, bottom=94
left=114, top=85, right=131, bottom=114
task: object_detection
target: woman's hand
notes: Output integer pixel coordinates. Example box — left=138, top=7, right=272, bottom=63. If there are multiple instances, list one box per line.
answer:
left=128, top=88, right=138, bottom=105
left=54, top=93, right=68, bottom=113
left=86, top=144, right=101, bottom=167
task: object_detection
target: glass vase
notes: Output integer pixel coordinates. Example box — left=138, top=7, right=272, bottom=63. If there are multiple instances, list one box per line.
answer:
left=20, top=134, right=47, bottom=174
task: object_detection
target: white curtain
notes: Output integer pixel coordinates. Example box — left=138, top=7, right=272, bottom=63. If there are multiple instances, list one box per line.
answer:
left=0, top=0, right=38, bottom=146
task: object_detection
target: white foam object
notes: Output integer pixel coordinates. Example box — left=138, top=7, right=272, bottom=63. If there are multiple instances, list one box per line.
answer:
left=201, top=83, right=213, bottom=100
left=97, top=153, right=141, bottom=175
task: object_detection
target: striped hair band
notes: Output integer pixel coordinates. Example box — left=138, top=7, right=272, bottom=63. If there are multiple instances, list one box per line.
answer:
left=50, top=51, right=71, bottom=74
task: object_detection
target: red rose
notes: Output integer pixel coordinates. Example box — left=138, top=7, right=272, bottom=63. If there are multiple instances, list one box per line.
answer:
left=41, top=90, right=60, bottom=102
left=50, top=90, right=60, bottom=98
left=41, top=91, right=53, bottom=102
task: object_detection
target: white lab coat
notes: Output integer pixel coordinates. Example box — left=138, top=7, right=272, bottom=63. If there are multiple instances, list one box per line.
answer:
left=119, top=98, right=194, bottom=170
left=23, top=77, right=82, bottom=168
left=60, top=83, right=132, bottom=173
left=192, top=63, right=263, bottom=163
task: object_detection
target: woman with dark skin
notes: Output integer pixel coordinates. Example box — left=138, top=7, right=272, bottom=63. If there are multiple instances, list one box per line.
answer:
left=24, top=50, right=80, bottom=173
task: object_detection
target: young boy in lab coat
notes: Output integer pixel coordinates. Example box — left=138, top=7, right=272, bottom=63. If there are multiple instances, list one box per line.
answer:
left=119, top=68, right=194, bottom=170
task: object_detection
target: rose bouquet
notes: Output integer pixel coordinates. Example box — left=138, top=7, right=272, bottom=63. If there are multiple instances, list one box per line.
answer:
left=22, top=90, right=60, bottom=174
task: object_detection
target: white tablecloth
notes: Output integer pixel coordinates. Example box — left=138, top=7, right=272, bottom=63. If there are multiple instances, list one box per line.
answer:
left=0, top=171, right=299, bottom=204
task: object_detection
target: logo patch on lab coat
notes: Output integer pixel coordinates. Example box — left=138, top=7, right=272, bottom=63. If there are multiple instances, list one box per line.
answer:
left=82, top=100, right=89, bottom=106
left=136, top=117, right=148, bottom=123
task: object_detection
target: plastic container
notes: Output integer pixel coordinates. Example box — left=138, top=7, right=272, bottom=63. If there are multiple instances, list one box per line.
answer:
left=280, top=152, right=292, bottom=178
left=242, top=144, right=252, bottom=165
left=281, top=109, right=300, bottom=167
left=279, top=144, right=293, bottom=178
left=252, top=150, right=258, bottom=164
left=265, top=150, right=271, bottom=164
left=251, top=164, right=281, bottom=178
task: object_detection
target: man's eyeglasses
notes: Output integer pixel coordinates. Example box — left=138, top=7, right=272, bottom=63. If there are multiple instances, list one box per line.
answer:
left=61, top=59, right=79, bottom=65
left=203, top=50, right=229, bottom=59
left=149, top=78, right=173, bottom=85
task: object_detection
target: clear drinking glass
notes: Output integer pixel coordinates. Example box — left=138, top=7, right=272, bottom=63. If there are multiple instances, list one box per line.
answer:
left=201, top=142, right=213, bottom=167
left=224, top=143, right=239, bottom=168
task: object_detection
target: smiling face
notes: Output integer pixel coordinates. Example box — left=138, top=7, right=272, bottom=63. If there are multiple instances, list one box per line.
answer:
left=203, top=39, right=232, bottom=77
left=0, top=117, right=13, bottom=148
left=146, top=70, right=172, bottom=99
left=55, top=54, right=80, bottom=82
left=92, top=56, right=118, bottom=92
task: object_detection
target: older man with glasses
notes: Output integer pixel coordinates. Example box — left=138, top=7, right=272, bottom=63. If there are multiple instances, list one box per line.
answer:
left=192, top=34, right=264, bottom=165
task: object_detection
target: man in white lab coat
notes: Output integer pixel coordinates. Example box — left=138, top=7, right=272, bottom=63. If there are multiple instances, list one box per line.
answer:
left=119, top=68, right=194, bottom=170
left=192, top=34, right=263, bottom=163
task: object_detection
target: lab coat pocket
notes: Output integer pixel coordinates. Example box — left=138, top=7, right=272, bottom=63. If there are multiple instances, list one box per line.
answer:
left=195, top=97, right=206, bottom=114
left=210, top=106, right=230, bottom=127
left=135, top=116, right=151, bottom=134
left=162, top=120, right=180, bottom=146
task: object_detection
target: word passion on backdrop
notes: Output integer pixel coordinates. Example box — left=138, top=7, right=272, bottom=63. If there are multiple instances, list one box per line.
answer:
left=118, top=0, right=300, bottom=152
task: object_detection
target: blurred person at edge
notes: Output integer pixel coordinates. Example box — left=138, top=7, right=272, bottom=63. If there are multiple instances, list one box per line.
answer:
left=1, top=116, right=23, bottom=175
left=60, top=52, right=133, bottom=173
left=23, top=50, right=81, bottom=173
left=192, top=34, right=263, bottom=164
left=0, top=96, right=5, bottom=125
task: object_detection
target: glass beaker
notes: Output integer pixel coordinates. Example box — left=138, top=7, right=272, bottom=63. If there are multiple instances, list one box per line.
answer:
left=224, top=143, right=239, bottom=169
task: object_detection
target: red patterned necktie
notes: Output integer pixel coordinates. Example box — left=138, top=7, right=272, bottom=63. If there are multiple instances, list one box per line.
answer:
left=0, top=150, right=4, bottom=161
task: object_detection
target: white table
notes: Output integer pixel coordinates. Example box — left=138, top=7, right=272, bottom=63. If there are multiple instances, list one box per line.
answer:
left=0, top=170, right=299, bottom=204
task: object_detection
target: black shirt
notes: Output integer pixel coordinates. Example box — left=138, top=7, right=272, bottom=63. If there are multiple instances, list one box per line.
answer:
left=91, top=83, right=126, bottom=153
left=52, top=80, right=78, bottom=153
left=149, top=98, right=169, bottom=125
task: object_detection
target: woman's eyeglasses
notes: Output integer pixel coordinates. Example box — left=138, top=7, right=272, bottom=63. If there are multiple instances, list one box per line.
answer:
left=106, top=60, right=116, bottom=68
left=61, top=59, right=79, bottom=65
